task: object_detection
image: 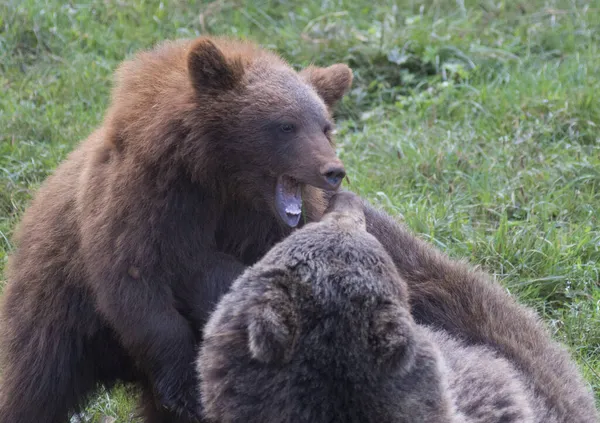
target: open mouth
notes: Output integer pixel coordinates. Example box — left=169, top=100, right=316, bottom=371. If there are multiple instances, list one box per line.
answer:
left=275, top=175, right=303, bottom=228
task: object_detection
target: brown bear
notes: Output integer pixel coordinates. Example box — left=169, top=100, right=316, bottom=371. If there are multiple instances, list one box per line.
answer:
left=199, top=192, right=599, bottom=423
left=361, top=201, right=599, bottom=423
left=0, top=36, right=353, bottom=423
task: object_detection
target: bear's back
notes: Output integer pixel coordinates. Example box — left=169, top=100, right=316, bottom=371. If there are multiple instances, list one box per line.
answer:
left=426, top=327, right=536, bottom=423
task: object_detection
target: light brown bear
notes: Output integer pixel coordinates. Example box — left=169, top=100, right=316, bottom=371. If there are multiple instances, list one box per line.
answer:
left=199, top=192, right=599, bottom=423
left=0, top=36, right=352, bottom=423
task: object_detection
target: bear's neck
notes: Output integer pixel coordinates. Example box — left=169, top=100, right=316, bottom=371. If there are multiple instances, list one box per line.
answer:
left=214, top=204, right=293, bottom=265
left=130, top=157, right=295, bottom=265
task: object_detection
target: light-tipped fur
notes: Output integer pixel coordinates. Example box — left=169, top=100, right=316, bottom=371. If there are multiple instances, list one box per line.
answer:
left=199, top=192, right=597, bottom=422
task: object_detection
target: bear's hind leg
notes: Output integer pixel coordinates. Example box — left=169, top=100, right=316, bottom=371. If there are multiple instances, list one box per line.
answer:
left=0, top=283, right=130, bottom=423
left=0, top=323, right=103, bottom=423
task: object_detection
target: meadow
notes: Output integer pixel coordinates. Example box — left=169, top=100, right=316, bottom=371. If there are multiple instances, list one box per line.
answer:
left=1, top=0, right=599, bottom=421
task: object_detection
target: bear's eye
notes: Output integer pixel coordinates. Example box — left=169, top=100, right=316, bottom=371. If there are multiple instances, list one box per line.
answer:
left=279, top=123, right=296, bottom=133
left=323, top=123, right=333, bottom=136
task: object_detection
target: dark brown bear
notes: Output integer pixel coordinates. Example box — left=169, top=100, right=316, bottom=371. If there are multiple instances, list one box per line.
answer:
left=199, top=192, right=599, bottom=423
left=0, top=36, right=352, bottom=423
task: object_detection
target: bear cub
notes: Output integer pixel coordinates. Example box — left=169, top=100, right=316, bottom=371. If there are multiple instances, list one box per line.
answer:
left=198, top=192, right=538, bottom=423
left=0, top=36, right=353, bottom=423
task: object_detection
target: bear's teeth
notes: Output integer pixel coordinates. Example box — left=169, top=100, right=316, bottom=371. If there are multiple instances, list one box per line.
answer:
left=285, top=207, right=301, bottom=216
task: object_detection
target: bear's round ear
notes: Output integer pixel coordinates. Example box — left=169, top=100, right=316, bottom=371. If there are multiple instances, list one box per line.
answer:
left=246, top=274, right=297, bottom=364
left=369, top=301, right=416, bottom=372
left=247, top=299, right=297, bottom=364
left=188, top=38, right=244, bottom=93
left=300, top=63, right=353, bottom=109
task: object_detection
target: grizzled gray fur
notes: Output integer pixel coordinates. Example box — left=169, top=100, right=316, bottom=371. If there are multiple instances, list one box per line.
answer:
left=198, top=192, right=598, bottom=423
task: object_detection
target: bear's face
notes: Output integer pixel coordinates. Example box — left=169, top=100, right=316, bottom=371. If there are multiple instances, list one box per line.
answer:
left=199, top=193, right=450, bottom=423
left=187, top=39, right=353, bottom=227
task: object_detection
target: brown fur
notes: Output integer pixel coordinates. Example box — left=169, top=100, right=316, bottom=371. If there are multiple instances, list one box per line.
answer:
left=362, top=196, right=599, bottom=422
left=199, top=192, right=598, bottom=423
left=0, top=36, right=353, bottom=423
left=200, top=192, right=452, bottom=422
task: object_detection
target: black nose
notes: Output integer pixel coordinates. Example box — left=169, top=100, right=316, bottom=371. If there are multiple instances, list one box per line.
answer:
left=323, top=166, right=346, bottom=188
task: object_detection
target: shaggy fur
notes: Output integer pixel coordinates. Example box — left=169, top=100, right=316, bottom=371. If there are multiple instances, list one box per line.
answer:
left=199, top=192, right=599, bottom=423
left=362, top=200, right=599, bottom=423
left=0, top=36, right=353, bottom=423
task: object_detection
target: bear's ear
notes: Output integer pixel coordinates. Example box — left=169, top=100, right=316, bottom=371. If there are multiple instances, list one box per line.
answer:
left=247, top=281, right=297, bottom=364
left=188, top=38, right=244, bottom=92
left=369, top=301, right=416, bottom=371
left=300, top=63, right=353, bottom=108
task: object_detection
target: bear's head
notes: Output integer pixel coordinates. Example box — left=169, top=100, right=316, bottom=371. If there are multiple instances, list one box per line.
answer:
left=187, top=38, right=352, bottom=227
left=198, top=192, right=451, bottom=422
left=107, top=37, right=353, bottom=228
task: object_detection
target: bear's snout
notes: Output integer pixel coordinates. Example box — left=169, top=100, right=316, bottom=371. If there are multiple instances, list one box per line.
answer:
left=321, top=162, right=346, bottom=189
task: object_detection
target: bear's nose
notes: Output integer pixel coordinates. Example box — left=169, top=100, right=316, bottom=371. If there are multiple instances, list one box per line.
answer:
left=322, top=164, right=346, bottom=189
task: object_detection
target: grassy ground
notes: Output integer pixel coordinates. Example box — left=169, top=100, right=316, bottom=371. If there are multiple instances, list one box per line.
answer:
left=1, top=0, right=599, bottom=421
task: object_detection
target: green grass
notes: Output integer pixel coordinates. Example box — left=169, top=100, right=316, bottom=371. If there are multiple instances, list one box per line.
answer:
left=1, top=0, right=599, bottom=420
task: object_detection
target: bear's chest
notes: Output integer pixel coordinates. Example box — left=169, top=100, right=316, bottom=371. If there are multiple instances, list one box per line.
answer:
left=214, top=206, right=291, bottom=266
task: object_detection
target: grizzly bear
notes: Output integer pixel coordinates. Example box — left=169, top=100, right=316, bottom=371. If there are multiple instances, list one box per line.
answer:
left=199, top=192, right=599, bottom=423
left=0, top=36, right=353, bottom=423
